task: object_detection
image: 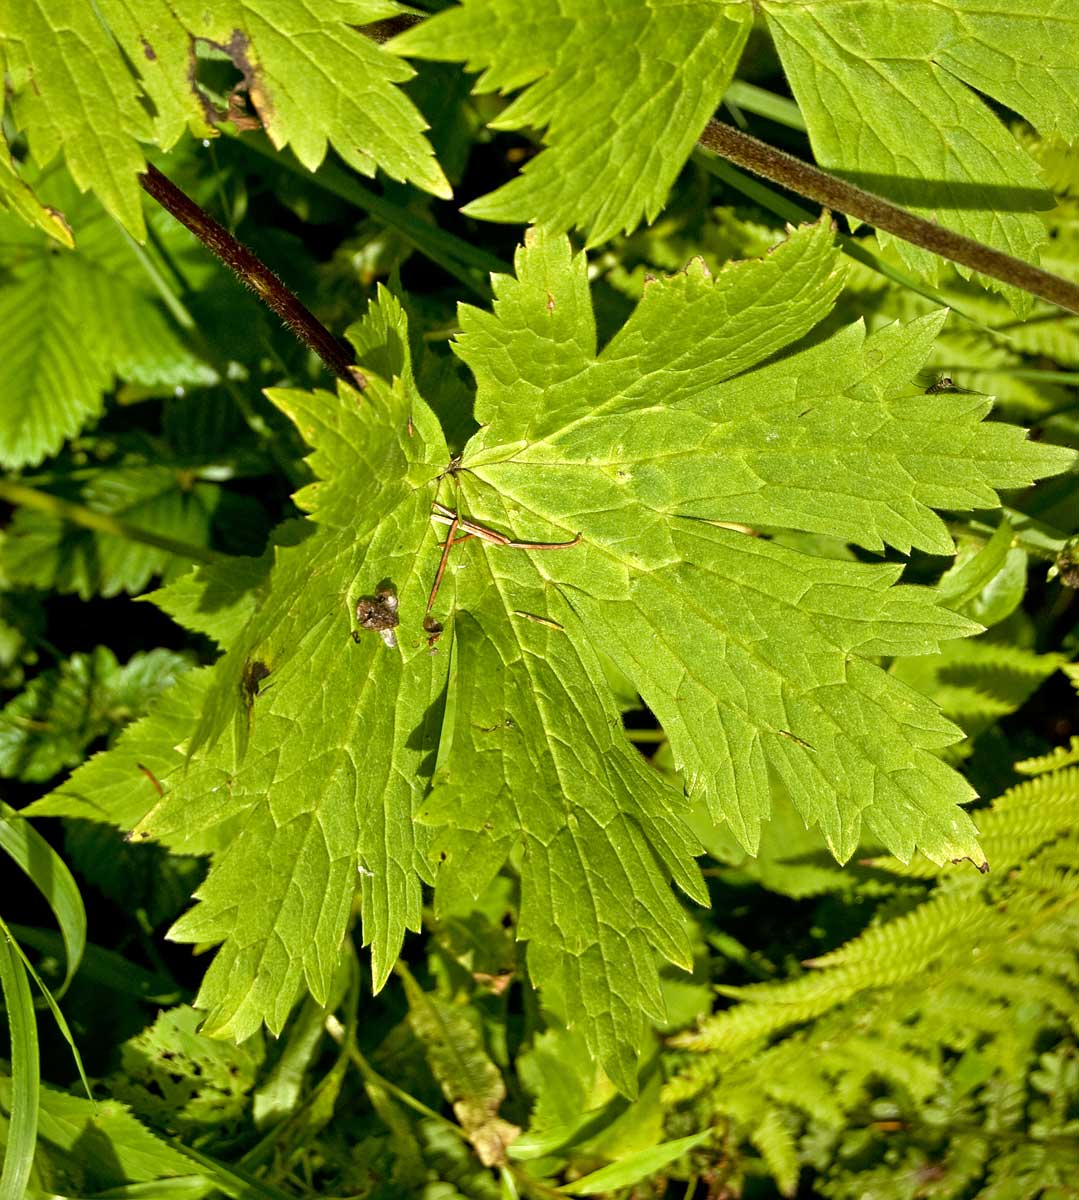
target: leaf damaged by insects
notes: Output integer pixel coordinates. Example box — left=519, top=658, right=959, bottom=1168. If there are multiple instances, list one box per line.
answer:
left=355, top=585, right=400, bottom=648
left=72, top=228, right=1073, bottom=1094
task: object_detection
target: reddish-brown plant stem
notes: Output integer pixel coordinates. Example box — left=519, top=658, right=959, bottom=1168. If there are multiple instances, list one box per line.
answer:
left=139, top=163, right=359, bottom=387
left=698, top=120, right=1079, bottom=316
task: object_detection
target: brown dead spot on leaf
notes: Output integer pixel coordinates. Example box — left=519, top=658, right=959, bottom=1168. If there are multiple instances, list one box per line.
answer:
left=221, top=30, right=264, bottom=131
left=224, top=29, right=273, bottom=131
left=470, top=1117, right=521, bottom=1168
left=187, top=36, right=220, bottom=125
left=361, top=15, right=423, bottom=43
left=186, top=30, right=269, bottom=132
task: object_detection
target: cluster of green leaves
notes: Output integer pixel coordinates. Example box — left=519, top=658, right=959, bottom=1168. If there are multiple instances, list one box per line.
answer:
left=2, top=1, right=1078, bottom=1197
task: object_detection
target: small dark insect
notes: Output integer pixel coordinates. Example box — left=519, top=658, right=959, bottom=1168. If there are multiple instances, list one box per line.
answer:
left=926, top=376, right=956, bottom=393
left=423, top=614, right=443, bottom=647
left=925, top=375, right=977, bottom=395
left=241, top=659, right=270, bottom=708
left=356, top=586, right=399, bottom=648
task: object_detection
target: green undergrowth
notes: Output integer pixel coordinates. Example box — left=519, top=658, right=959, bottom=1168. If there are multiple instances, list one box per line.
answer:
left=1, top=3, right=1078, bottom=1197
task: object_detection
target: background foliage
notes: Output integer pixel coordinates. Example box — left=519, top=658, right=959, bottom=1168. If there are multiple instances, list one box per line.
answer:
left=1, top=1, right=1078, bottom=1197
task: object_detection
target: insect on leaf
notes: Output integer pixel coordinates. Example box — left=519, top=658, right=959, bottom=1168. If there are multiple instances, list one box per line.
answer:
left=42, top=224, right=1073, bottom=1096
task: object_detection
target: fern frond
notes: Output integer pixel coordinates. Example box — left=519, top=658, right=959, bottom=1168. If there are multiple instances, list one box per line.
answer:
left=749, top=1109, right=799, bottom=1197
left=670, top=760, right=1079, bottom=1196
left=803, top=893, right=997, bottom=974
left=1015, top=737, right=1079, bottom=775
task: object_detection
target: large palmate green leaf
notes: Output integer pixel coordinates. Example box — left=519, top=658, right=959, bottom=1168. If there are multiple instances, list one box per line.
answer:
left=441, top=220, right=1070, bottom=863
left=394, top=0, right=1078, bottom=294
left=30, top=225, right=1072, bottom=1095
left=0, top=0, right=449, bottom=239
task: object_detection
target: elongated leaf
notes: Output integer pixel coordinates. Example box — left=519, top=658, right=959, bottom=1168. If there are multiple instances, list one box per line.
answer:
left=401, top=968, right=520, bottom=1165
left=0, top=922, right=38, bottom=1200
left=0, top=801, right=86, bottom=993
left=558, top=1128, right=711, bottom=1195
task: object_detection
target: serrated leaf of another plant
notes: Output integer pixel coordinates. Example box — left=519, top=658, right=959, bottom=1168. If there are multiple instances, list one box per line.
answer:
left=0, top=0, right=153, bottom=237
left=391, top=0, right=752, bottom=244
left=0, top=647, right=190, bottom=783
left=395, top=0, right=1076, bottom=297
left=401, top=970, right=520, bottom=1166
left=0, top=1078, right=193, bottom=1188
left=0, top=468, right=222, bottom=597
left=0, top=140, right=72, bottom=248
left=446, top=220, right=1070, bottom=867
left=759, top=0, right=1079, bottom=304
left=0, top=177, right=214, bottom=468
left=109, top=1005, right=261, bottom=1140
left=0, top=0, right=449, bottom=238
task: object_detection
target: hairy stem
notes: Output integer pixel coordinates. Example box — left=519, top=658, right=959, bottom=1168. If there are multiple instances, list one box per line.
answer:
left=0, top=478, right=219, bottom=566
left=699, top=121, right=1079, bottom=316
left=139, top=163, right=360, bottom=388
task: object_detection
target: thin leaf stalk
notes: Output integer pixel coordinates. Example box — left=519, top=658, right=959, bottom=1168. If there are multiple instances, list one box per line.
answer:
left=139, top=164, right=360, bottom=387
left=698, top=121, right=1079, bottom=316
left=0, top=478, right=219, bottom=565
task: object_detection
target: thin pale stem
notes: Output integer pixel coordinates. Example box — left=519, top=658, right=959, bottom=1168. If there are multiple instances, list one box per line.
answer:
left=0, top=478, right=219, bottom=566
left=948, top=506, right=1073, bottom=562
left=698, top=120, right=1079, bottom=316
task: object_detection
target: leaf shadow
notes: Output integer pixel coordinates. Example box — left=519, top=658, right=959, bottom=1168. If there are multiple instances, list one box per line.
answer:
left=831, top=172, right=1052, bottom=213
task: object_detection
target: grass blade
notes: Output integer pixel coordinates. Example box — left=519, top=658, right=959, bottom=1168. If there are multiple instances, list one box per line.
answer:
left=0, top=801, right=86, bottom=995
left=0, top=921, right=39, bottom=1200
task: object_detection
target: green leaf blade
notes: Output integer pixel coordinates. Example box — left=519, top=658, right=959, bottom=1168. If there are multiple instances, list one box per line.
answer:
left=759, top=0, right=1079, bottom=304
left=392, top=0, right=752, bottom=244
left=130, top=364, right=450, bottom=1039
left=0, top=924, right=39, bottom=1200
left=450, top=220, right=1070, bottom=874
left=0, top=802, right=87, bottom=994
